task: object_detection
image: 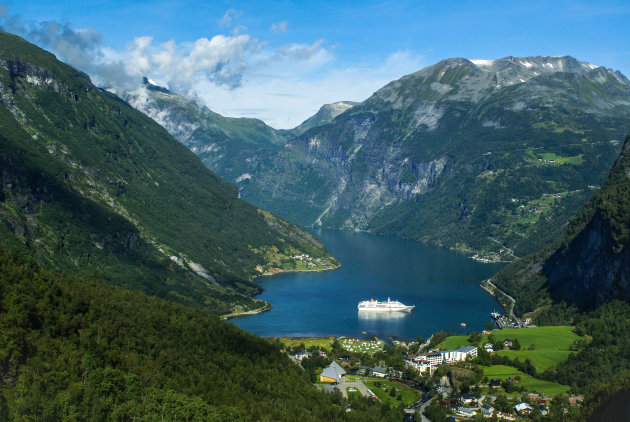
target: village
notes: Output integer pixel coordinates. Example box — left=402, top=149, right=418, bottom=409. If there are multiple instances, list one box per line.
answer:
left=276, top=324, right=586, bottom=421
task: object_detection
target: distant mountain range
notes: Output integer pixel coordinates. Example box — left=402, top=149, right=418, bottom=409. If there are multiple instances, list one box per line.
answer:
left=127, top=55, right=630, bottom=260
left=0, top=32, right=336, bottom=316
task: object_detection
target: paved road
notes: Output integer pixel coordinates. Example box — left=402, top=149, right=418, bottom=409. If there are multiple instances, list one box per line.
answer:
left=416, top=396, right=435, bottom=422
left=338, top=377, right=371, bottom=398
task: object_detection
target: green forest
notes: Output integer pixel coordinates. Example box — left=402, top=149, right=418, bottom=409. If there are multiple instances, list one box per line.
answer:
left=0, top=245, right=400, bottom=421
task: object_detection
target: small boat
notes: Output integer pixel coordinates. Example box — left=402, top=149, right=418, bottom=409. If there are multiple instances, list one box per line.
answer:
left=461, top=322, right=467, bottom=327
left=491, top=310, right=501, bottom=320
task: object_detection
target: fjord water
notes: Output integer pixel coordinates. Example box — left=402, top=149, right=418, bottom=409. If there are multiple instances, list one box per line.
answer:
left=232, top=228, right=505, bottom=340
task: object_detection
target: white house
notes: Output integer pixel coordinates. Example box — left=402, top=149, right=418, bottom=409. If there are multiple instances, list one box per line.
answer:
left=514, top=403, right=534, bottom=414
left=371, top=367, right=388, bottom=378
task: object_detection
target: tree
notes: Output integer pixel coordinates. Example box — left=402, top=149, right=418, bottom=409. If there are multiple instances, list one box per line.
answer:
left=512, top=338, right=521, bottom=350
left=468, top=331, right=482, bottom=345
left=486, top=322, right=494, bottom=331
left=423, top=404, right=446, bottom=422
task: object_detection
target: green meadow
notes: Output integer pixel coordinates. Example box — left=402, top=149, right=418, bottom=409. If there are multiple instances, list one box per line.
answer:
left=483, top=365, right=570, bottom=396
left=438, top=326, right=582, bottom=372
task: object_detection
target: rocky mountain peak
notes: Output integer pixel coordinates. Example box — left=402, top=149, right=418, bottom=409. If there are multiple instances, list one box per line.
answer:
left=142, top=76, right=170, bottom=93
left=371, top=55, right=628, bottom=107
left=290, top=100, right=359, bottom=135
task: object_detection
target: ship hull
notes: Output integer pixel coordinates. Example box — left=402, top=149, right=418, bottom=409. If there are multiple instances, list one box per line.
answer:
left=357, top=298, right=414, bottom=312
left=358, top=306, right=414, bottom=312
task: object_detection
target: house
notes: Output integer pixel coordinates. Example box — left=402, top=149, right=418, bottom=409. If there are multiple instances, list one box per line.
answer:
left=514, top=403, right=534, bottom=414
left=294, top=351, right=311, bottom=361
left=461, top=393, right=477, bottom=405
left=319, top=361, right=347, bottom=383
left=568, top=395, right=584, bottom=404
left=371, top=367, right=388, bottom=378
left=356, top=365, right=371, bottom=376
left=480, top=403, right=494, bottom=417
left=484, top=342, right=494, bottom=352
left=489, top=378, right=502, bottom=388
left=405, top=354, right=432, bottom=374
left=415, top=360, right=432, bottom=375
left=340, top=355, right=351, bottom=362
left=503, top=339, right=513, bottom=349
left=455, top=407, right=476, bottom=417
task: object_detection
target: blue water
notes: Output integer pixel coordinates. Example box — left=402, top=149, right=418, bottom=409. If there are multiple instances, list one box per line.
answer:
left=231, top=228, right=505, bottom=340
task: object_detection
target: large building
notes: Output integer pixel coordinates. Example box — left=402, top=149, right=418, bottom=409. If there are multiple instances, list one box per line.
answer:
left=319, top=361, right=346, bottom=383
left=406, top=346, right=478, bottom=373
left=441, top=346, right=478, bottom=363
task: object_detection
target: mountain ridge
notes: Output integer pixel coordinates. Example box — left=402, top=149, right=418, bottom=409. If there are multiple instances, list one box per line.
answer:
left=0, top=31, right=337, bottom=316
left=121, top=54, right=630, bottom=261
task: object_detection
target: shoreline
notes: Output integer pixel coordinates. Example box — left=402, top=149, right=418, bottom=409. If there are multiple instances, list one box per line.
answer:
left=256, top=262, right=341, bottom=278
left=222, top=303, right=273, bottom=320
left=312, top=226, right=517, bottom=264
left=224, top=262, right=342, bottom=320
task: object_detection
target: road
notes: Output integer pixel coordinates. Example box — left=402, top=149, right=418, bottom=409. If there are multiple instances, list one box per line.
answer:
left=338, top=377, right=371, bottom=399
left=484, top=279, right=517, bottom=322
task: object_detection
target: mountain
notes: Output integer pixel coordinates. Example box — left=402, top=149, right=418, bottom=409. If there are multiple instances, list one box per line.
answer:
left=128, top=56, right=630, bottom=261
left=0, top=32, right=337, bottom=316
left=0, top=244, right=398, bottom=421
left=492, top=131, right=630, bottom=315
left=123, top=81, right=286, bottom=186
left=284, top=101, right=358, bottom=136
left=238, top=56, right=630, bottom=259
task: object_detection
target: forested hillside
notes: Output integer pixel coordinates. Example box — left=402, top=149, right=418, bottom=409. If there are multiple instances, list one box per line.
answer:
left=0, top=32, right=336, bottom=315
left=491, top=131, right=630, bottom=317
left=0, top=245, right=399, bottom=421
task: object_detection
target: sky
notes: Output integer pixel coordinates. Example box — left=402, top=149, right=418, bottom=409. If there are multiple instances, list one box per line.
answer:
left=1, top=0, right=629, bottom=129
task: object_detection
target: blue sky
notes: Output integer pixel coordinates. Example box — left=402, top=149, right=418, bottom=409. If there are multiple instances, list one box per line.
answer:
left=2, top=1, right=630, bottom=128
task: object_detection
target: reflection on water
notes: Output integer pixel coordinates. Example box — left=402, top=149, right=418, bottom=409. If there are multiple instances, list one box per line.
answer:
left=357, top=311, right=410, bottom=321
left=357, top=310, right=408, bottom=336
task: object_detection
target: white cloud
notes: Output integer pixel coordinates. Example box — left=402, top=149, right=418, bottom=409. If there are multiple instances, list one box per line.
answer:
left=193, top=50, right=425, bottom=129
left=0, top=8, right=424, bottom=129
left=218, top=8, right=242, bottom=28
left=271, top=21, right=288, bottom=33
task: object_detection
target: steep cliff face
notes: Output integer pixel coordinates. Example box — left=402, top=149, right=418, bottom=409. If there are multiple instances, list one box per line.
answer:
left=246, top=56, right=630, bottom=259
left=543, top=136, right=630, bottom=309
left=124, top=56, right=630, bottom=259
left=492, top=132, right=630, bottom=313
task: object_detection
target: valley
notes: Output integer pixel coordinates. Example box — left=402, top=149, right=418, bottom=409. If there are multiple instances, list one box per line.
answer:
left=0, top=5, right=629, bottom=418
left=126, top=56, right=630, bottom=263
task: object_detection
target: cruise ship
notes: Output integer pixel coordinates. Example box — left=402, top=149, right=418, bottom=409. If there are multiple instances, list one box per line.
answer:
left=357, top=298, right=414, bottom=312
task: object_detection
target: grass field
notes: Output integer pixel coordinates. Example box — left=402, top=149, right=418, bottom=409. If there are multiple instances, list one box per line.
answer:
left=483, top=365, right=570, bottom=396
left=438, top=326, right=582, bottom=372
left=496, top=350, right=573, bottom=373
left=275, top=336, right=335, bottom=349
left=363, top=379, right=420, bottom=407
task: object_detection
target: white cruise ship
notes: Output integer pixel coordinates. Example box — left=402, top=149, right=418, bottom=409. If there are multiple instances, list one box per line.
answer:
left=357, top=298, right=414, bottom=312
